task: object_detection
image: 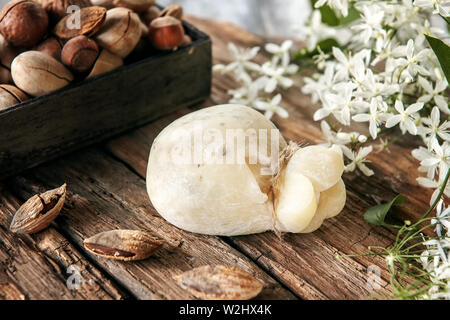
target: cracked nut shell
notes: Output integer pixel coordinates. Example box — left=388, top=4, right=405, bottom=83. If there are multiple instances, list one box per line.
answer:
left=10, top=184, right=67, bottom=234
left=11, top=50, right=74, bottom=96
left=84, top=229, right=163, bottom=261
left=53, top=6, right=106, bottom=39
left=173, top=265, right=264, bottom=300
left=0, top=0, right=49, bottom=48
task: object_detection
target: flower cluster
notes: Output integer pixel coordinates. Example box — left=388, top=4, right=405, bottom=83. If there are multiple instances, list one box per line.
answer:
left=420, top=199, right=450, bottom=299
left=301, top=0, right=450, bottom=300
left=300, top=1, right=449, bottom=190
left=213, top=41, right=298, bottom=119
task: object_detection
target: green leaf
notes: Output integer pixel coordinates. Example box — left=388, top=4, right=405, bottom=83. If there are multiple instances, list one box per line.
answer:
left=292, top=38, right=340, bottom=62
left=425, top=35, right=450, bottom=83
left=310, top=0, right=360, bottom=26
left=364, top=195, right=405, bottom=226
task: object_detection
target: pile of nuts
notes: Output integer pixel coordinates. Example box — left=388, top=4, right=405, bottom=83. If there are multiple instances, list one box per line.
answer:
left=0, top=0, right=191, bottom=111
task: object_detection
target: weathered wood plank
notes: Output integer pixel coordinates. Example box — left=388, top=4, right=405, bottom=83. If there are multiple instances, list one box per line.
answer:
left=5, top=149, right=296, bottom=300
left=0, top=185, right=127, bottom=300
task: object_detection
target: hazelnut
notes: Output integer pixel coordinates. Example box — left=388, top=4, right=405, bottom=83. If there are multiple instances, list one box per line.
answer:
left=0, top=84, right=28, bottom=111
left=112, top=0, right=154, bottom=13
left=36, top=37, right=62, bottom=60
left=11, top=51, right=74, bottom=96
left=148, top=16, right=184, bottom=51
left=140, top=5, right=160, bottom=25
left=87, top=49, right=122, bottom=78
left=159, top=4, right=183, bottom=20
left=95, top=7, right=142, bottom=58
left=0, top=0, right=49, bottom=48
left=62, top=35, right=99, bottom=73
left=34, top=0, right=92, bottom=22
left=0, top=33, right=22, bottom=68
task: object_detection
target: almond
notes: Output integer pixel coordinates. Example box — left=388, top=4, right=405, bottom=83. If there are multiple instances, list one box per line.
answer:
left=173, top=265, right=264, bottom=300
left=10, top=184, right=67, bottom=234
left=53, top=6, right=107, bottom=39
left=84, top=229, right=163, bottom=261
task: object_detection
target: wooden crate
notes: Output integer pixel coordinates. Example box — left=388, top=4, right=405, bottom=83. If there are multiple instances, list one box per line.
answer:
left=0, top=21, right=211, bottom=179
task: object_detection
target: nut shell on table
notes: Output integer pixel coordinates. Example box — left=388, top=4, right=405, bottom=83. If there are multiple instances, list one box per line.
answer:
left=112, top=0, right=154, bottom=12
left=148, top=16, right=184, bottom=51
left=173, top=265, right=264, bottom=300
left=10, top=184, right=67, bottom=234
left=83, top=229, right=163, bottom=261
left=0, top=0, right=49, bottom=48
left=36, top=37, right=62, bottom=60
left=34, top=0, right=92, bottom=21
left=0, top=84, right=28, bottom=111
left=62, top=35, right=99, bottom=73
left=53, top=6, right=107, bottom=39
left=11, top=51, right=74, bottom=96
left=95, top=7, right=142, bottom=58
left=87, top=49, right=122, bottom=78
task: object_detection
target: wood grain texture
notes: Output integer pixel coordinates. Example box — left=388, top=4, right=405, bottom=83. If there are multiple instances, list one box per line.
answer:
left=0, top=16, right=433, bottom=300
left=0, top=185, right=127, bottom=300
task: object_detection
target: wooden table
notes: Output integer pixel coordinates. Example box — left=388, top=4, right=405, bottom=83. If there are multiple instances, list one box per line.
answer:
left=0, top=17, right=432, bottom=300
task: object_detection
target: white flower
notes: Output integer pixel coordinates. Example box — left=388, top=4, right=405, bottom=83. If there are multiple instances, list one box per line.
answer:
left=315, top=82, right=359, bottom=125
left=418, top=76, right=449, bottom=115
left=414, top=0, right=450, bottom=16
left=254, top=94, right=289, bottom=119
left=260, top=62, right=298, bottom=93
left=228, top=73, right=265, bottom=108
left=420, top=139, right=450, bottom=177
left=432, top=200, right=450, bottom=237
left=358, top=69, right=399, bottom=99
left=295, top=10, right=336, bottom=51
left=420, top=106, right=450, bottom=147
left=393, top=39, right=431, bottom=78
left=352, top=98, right=388, bottom=139
left=417, top=168, right=450, bottom=204
left=265, top=40, right=293, bottom=67
left=385, top=100, right=424, bottom=135
left=217, top=43, right=261, bottom=76
left=315, top=0, right=349, bottom=17
left=351, top=5, right=385, bottom=44
left=320, top=121, right=366, bottom=147
left=332, top=47, right=371, bottom=81
left=302, top=63, right=337, bottom=104
left=412, top=146, right=438, bottom=178
left=342, top=145, right=375, bottom=176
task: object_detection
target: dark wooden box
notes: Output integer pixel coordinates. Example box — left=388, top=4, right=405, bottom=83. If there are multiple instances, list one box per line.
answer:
left=0, top=20, right=211, bottom=179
